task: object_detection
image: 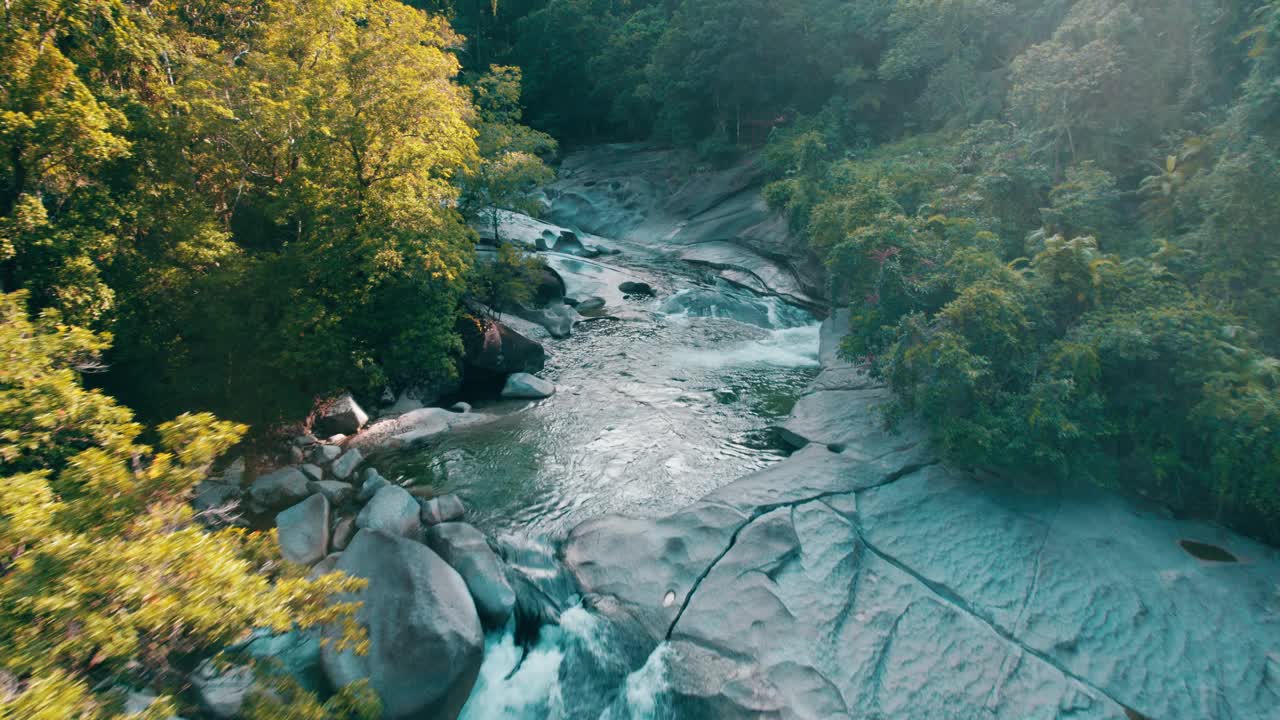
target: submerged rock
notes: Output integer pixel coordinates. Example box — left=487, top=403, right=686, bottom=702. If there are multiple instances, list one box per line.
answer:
left=321, top=531, right=483, bottom=720
left=618, top=281, right=655, bottom=297
left=515, top=302, right=579, bottom=338
left=426, top=523, right=517, bottom=629
left=420, top=493, right=467, bottom=526
left=501, top=372, right=555, bottom=399
left=313, top=393, right=369, bottom=437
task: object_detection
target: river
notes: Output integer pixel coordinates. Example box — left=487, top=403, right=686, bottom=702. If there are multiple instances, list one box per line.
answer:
left=369, top=210, right=824, bottom=717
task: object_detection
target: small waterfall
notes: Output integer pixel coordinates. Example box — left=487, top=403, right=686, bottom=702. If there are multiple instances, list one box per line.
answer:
left=461, top=537, right=673, bottom=719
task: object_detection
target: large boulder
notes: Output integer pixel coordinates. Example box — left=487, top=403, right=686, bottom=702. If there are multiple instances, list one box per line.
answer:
left=276, top=494, right=330, bottom=566
left=501, top=372, right=555, bottom=399
left=321, top=531, right=483, bottom=720
left=463, top=319, right=545, bottom=375
left=426, top=523, right=517, bottom=629
left=249, top=467, right=311, bottom=512
left=356, top=485, right=421, bottom=539
left=313, top=393, right=369, bottom=438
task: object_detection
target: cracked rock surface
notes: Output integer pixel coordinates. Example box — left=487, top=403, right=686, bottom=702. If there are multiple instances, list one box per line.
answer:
left=563, top=310, right=1280, bottom=719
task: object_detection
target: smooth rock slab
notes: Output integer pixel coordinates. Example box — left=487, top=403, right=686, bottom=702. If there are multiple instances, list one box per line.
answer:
left=426, top=522, right=517, bottom=629
left=501, top=372, right=555, bottom=399
left=276, top=494, right=330, bottom=566
left=321, top=530, right=483, bottom=720
left=858, top=469, right=1280, bottom=720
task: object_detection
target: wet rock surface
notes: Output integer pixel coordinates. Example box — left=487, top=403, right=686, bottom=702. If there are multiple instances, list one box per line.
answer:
left=322, top=530, right=483, bottom=720
left=563, top=314, right=1280, bottom=720
left=545, top=144, right=825, bottom=309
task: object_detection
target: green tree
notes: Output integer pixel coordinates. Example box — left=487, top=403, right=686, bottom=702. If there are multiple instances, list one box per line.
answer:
left=0, top=291, right=365, bottom=718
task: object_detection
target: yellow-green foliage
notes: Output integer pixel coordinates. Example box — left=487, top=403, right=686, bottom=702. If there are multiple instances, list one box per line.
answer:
left=0, top=291, right=365, bottom=718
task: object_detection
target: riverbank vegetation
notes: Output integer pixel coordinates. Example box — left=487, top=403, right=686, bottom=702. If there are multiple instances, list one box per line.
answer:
left=451, top=0, right=1279, bottom=541
left=2, top=0, right=551, bottom=715
left=3, top=0, right=1279, bottom=714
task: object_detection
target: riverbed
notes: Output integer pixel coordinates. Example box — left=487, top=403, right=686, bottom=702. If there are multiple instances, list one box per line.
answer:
left=368, top=207, right=824, bottom=718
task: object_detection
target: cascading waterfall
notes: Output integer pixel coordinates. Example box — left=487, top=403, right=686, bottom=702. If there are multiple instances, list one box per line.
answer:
left=461, top=537, right=673, bottom=719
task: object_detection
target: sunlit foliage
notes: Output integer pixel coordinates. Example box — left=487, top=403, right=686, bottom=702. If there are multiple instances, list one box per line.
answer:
left=0, top=292, right=365, bottom=717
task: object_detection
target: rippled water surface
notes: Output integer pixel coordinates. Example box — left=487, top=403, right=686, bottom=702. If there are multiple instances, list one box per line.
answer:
left=377, top=283, right=819, bottom=536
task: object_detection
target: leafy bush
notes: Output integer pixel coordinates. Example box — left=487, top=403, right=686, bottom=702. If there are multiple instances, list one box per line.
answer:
left=0, top=292, right=366, bottom=717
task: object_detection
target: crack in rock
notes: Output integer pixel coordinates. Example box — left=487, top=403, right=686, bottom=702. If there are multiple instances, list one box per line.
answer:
left=664, top=459, right=937, bottom=640
left=847, top=514, right=1139, bottom=715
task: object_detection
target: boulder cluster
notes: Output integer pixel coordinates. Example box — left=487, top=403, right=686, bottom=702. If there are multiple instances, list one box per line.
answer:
left=189, top=394, right=527, bottom=720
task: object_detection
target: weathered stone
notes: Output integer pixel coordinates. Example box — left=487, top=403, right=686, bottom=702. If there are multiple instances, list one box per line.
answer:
left=299, top=463, right=324, bottom=482
left=276, top=494, right=329, bottom=566
left=356, top=485, right=421, bottom=539
left=552, top=230, right=587, bottom=255
left=501, top=372, right=555, bottom=399
left=426, top=523, right=517, bottom=629
left=347, top=407, right=495, bottom=452
left=244, top=629, right=325, bottom=694
left=249, top=467, right=311, bottom=512
left=329, top=448, right=363, bottom=481
left=331, top=515, right=356, bottom=551
left=311, top=444, right=341, bottom=464
left=358, top=469, right=390, bottom=502
left=308, top=480, right=354, bottom=506
left=191, top=659, right=253, bottom=719
left=192, top=480, right=240, bottom=513
left=463, top=319, right=546, bottom=375
left=420, top=493, right=466, bottom=526
left=313, top=393, right=369, bottom=437
left=321, top=531, right=483, bottom=720
left=576, top=296, right=606, bottom=312
left=308, top=552, right=342, bottom=579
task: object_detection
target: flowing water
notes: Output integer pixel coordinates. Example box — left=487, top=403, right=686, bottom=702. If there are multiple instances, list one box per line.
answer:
left=373, top=215, right=822, bottom=717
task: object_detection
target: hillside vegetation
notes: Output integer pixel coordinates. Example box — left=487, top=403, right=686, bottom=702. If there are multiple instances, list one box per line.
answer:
left=454, top=0, right=1280, bottom=540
